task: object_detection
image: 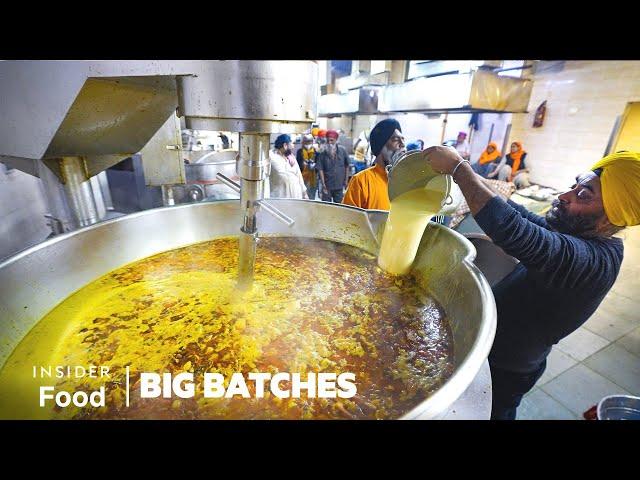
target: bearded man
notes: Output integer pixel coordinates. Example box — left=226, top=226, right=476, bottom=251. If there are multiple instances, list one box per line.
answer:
left=343, top=118, right=405, bottom=210
left=427, top=147, right=640, bottom=420
left=267, top=134, right=307, bottom=199
left=317, top=129, right=350, bottom=203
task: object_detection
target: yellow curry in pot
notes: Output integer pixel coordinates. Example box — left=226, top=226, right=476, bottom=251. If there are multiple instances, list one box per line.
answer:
left=0, top=237, right=454, bottom=419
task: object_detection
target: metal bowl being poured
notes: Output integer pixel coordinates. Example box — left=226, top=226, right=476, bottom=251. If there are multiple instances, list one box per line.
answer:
left=387, top=150, right=464, bottom=216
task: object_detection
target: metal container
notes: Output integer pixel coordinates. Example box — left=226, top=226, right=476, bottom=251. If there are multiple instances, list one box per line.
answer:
left=597, top=395, right=640, bottom=420
left=388, top=151, right=452, bottom=203
left=0, top=200, right=496, bottom=419
left=387, top=150, right=464, bottom=216
left=177, top=61, right=318, bottom=133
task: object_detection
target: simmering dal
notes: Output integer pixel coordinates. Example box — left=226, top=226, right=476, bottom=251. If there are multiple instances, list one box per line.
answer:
left=0, top=237, right=454, bottom=419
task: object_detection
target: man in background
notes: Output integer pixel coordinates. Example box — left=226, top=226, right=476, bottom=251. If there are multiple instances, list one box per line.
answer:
left=218, top=132, right=231, bottom=149
left=296, top=134, right=318, bottom=200
left=317, top=130, right=350, bottom=203
left=353, top=129, right=372, bottom=166
left=454, top=131, right=471, bottom=160
left=267, top=134, right=308, bottom=199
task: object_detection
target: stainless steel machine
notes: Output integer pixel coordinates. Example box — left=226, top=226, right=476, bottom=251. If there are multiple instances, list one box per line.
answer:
left=0, top=60, right=318, bottom=286
left=176, top=61, right=318, bottom=287
left=0, top=60, right=496, bottom=419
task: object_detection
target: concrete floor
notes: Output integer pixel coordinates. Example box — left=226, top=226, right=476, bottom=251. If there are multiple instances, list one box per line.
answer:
left=517, top=226, right=640, bottom=419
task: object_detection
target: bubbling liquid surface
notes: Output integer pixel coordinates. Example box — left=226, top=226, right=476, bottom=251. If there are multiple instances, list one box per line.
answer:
left=0, top=237, right=454, bottom=419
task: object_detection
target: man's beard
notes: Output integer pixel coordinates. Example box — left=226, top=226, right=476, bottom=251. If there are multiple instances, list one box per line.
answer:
left=325, top=143, right=337, bottom=159
left=545, top=199, right=599, bottom=236
left=380, top=146, right=405, bottom=167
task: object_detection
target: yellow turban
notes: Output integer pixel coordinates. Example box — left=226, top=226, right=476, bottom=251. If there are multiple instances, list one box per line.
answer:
left=591, top=151, right=640, bottom=227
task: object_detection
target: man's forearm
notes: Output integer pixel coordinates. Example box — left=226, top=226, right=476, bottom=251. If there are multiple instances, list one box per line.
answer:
left=453, top=163, right=497, bottom=215
left=479, top=177, right=510, bottom=201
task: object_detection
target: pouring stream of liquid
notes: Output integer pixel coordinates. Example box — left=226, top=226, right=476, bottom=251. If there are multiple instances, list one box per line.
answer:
left=378, top=180, right=445, bottom=276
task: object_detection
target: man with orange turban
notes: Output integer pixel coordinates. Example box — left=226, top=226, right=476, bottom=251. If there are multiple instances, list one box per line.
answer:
left=426, top=147, right=640, bottom=420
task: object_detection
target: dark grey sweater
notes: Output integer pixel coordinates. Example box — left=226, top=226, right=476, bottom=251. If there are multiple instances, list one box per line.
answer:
left=474, top=197, right=624, bottom=373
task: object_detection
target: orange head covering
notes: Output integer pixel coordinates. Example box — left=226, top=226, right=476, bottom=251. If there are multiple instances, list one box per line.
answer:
left=508, top=141, right=526, bottom=172
left=478, top=142, right=501, bottom=165
left=317, top=129, right=327, bottom=138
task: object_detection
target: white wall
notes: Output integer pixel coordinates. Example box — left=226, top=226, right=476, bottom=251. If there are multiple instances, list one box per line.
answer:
left=510, top=61, right=640, bottom=190
left=401, top=113, right=471, bottom=147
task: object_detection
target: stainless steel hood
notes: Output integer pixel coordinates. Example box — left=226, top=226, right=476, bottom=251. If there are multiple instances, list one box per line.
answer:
left=177, top=61, right=318, bottom=133
left=0, top=60, right=318, bottom=233
left=317, top=87, right=379, bottom=117
left=0, top=61, right=319, bottom=179
left=0, top=61, right=192, bottom=179
left=318, top=69, right=533, bottom=116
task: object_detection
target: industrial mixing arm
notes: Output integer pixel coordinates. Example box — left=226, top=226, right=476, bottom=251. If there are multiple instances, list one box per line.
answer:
left=215, top=173, right=295, bottom=228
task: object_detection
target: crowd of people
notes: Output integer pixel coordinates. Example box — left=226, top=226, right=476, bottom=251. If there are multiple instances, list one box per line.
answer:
left=266, top=121, right=532, bottom=208
left=471, top=140, right=530, bottom=188
left=266, top=121, right=405, bottom=209
left=268, top=128, right=350, bottom=203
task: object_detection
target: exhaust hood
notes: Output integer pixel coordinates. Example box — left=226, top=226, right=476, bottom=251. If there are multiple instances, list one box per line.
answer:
left=317, top=87, right=380, bottom=117
left=0, top=61, right=191, bottom=180
left=319, top=69, right=533, bottom=116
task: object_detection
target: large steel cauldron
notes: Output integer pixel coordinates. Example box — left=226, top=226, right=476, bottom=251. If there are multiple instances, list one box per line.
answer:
left=0, top=200, right=496, bottom=419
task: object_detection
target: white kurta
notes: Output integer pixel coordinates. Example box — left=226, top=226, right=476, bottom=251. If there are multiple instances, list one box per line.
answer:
left=266, top=150, right=307, bottom=199
left=455, top=140, right=471, bottom=159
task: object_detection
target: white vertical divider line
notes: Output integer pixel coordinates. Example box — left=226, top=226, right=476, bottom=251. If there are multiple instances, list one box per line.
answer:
left=126, top=366, right=130, bottom=407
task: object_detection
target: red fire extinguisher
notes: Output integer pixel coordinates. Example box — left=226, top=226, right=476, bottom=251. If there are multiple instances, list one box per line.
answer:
left=533, top=100, right=547, bottom=128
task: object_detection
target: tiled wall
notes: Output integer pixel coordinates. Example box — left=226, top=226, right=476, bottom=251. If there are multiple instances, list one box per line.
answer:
left=510, top=61, right=640, bottom=190
left=0, top=164, right=50, bottom=261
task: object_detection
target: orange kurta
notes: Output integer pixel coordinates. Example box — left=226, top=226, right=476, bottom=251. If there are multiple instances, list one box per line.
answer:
left=342, top=163, right=390, bottom=210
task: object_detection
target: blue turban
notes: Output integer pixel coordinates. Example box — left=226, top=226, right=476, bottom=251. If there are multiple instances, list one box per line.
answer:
left=406, top=141, right=420, bottom=151
left=274, top=134, right=292, bottom=149
left=370, top=118, right=401, bottom=156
